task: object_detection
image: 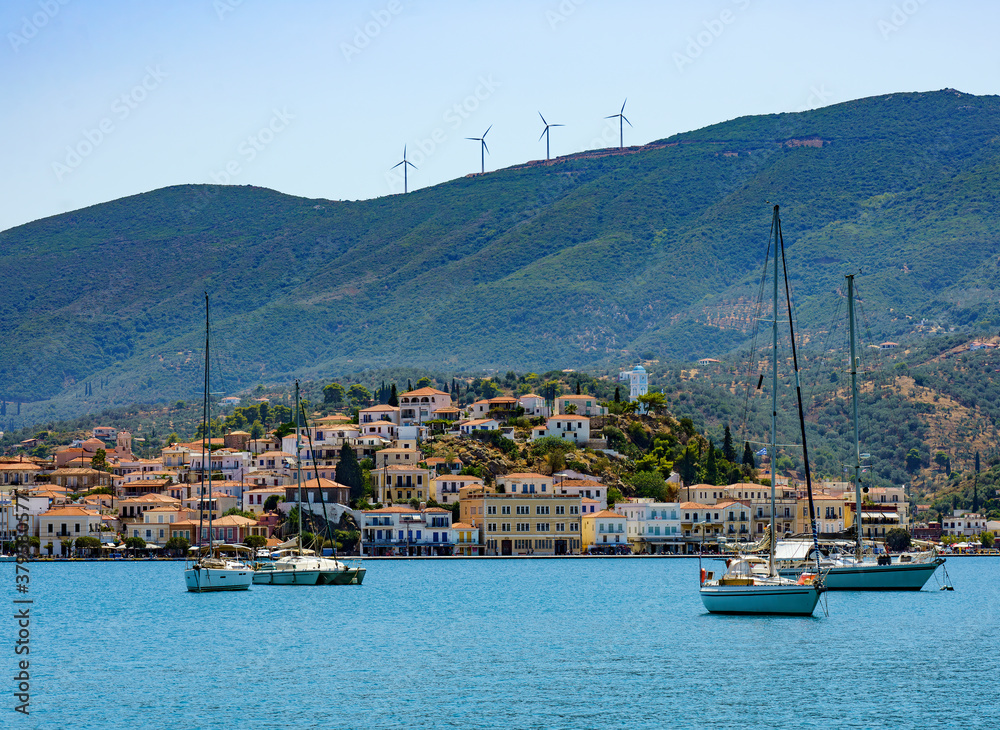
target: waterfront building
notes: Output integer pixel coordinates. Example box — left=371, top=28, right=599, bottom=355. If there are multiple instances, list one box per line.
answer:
left=138, top=507, right=198, bottom=545
left=452, top=522, right=480, bottom=556
left=480, top=492, right=581, bottom=555
left=680, top=502, right=722, bottom=549
left=581, top=509, right=627, bottom=552
left=361, top=505, right=454, bottom=556
left=795, top=495, right=846, bottom=535
left=614, top=498, right=683, bottom=554
left=38, top=505, right=102, bottom=551
left=581, top=497, right=600, bottom=515
left=941, top=512, right=987, bottom=537
left=48, top=467, right=111, bottom=491
left=359, top=404, right=401, bottom=426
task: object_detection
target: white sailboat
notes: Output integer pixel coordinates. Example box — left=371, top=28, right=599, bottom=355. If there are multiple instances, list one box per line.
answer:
left=252, top=382, right=365, bottom=586
left=775, top=274, right=944, bottom=590
left=185, top=295, right=253, bottom=593
left=700, top=204, right=824, bottom=616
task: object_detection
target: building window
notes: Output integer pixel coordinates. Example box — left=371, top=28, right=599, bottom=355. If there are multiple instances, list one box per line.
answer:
left=501, top=506, right=511, bottom=515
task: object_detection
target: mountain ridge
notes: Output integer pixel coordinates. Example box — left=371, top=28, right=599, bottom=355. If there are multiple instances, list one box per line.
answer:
left=3, top=88, right=1000, bottom=425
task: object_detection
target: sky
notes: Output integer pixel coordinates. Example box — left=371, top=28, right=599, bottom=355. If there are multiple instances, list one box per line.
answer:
left=2, top=0, right=999, bottom=233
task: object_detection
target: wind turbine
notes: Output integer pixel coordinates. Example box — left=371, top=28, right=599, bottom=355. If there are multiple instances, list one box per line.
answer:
left=605, top=99, right=632, bottom=149
left=391, top=145, right=417, bottom=193
left=466, top=125, right=491, bottom=173
left=538, top=112, right=564, bottom=160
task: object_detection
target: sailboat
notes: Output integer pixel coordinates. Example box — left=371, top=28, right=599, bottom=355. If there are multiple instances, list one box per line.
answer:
left=775, top=274, right=945, bottom=590
left=253, top=382, right=365, bottom=585
left=185, top=295, right=254, bottom=592
left=700, top=204, right=825, bottom=616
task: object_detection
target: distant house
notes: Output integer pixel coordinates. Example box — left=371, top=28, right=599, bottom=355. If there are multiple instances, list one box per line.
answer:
left=459, top=419, right=500, bottom=435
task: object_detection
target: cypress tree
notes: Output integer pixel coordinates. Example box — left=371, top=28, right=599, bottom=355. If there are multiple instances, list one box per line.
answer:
left=388, top=384, right=399, bottom=407
left=336, top=444, right=364, bottom=503
left=723, top=425, right=735, bottom=462
left=576, top=381, right=582, bottom=395
left=705, top=439, right=719, bottom=485
left=614, top=386, right=621, bottom=403
left=742, top=442, right=755, bottom=469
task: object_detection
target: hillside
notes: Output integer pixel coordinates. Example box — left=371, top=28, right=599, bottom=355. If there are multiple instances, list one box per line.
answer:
left=3, top=88, right=1000, bottom=426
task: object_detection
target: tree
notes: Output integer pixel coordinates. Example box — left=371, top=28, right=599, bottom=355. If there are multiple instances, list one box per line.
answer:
left=629, top=471, right=669, bottom=501
left=249, top=420, right=265, bottom=439
left=348, top=384, right=372, bottom=406
left=904, top=447, right=922, bottom=474
left=263, top=495, right=283, bottom=512
left=614, top=386, right=621, bottom=403
left=607, top=486, right=624, bottom=507
left=74, top=535, right=101, bottom=556
left=165, top=432, right=180, bottom=446
left=416, top=376, right=433, bottom=389
left=165, top=536, right=190, bottom=557
left=575, top=381, right=582, bottom=395
left=90, top=448, right=109, bottom=472
left=323, top=383, right=346, bottom=405
left=885, top=527, right=911, bottom=552
left=636, top=392, right=666, bottom=414
left=244, top=535, right=267, bottom=549
left=388, top=384, right=399, bottom=407
left=336, top=444, right=364, bottom=502
left=565, top=403, right=578, bottom=415
left=743, top=442, right=756, bottom=469
left=677, top=441, right=700, bottom=487
left=60, top=538, right=73, bottom=556
left=223, top=507, right=256, bottom=519
left=705, top=439, right=719, bottom=485
left=272, top=404, right=292, bottom=424
left=722, top=425, right=735, bottom=463
left=124, top=536, right=146, bottom=557
left=480, top=380, right=501, bottom=399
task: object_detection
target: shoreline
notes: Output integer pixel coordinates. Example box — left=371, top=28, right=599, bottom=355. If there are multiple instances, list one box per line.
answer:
left=8, top=552, right=997, bottom=563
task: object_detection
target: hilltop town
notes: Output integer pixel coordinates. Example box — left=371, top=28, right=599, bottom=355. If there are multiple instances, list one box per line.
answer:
left=1, top=368, right=997, bottom=558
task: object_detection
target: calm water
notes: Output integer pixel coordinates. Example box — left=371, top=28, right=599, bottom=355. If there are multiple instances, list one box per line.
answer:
left=4, top=557, right=997, bottom=729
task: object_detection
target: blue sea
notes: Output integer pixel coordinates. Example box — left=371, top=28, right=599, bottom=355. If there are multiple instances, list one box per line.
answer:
left=4, top=557, right=996, bottom=729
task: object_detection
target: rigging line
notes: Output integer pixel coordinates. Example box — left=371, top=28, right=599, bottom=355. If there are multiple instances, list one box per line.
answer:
left=738, top=215, right=775, bottom=454
left=776, top=209, right=822, bottom=576
left=803, top=294, right=845, bottom=421
left=300, top=400, right=336, bottom=552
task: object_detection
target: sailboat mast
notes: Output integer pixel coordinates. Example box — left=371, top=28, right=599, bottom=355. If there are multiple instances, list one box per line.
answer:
left=295, top=381, right=303, bottom=544
left=204, top=294, right=212, bottom=551
left=847, top=275, right=864, bottom=560
left=769, top=205, right=779, bottom=577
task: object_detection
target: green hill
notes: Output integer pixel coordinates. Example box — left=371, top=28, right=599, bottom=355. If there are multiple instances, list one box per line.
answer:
left=3, top=88, right=1000, bottom=424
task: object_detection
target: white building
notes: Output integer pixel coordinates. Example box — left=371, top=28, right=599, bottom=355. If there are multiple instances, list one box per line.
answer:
left=518, top=393, right=550, bottom=418
left=361, top=505, right=454, bottom=556
left=942, top=512, right=988, bottom=537
left=615, top=499, right=683, bottom=554
left=459, top=418, right=500, bottom=435
left=553, top=478, right=608, bottom=510
left=531, top=415, right=591, bottom=446
left=619, top=364, right=648, bottom=401
left=581, top=509, right=628, bottom=552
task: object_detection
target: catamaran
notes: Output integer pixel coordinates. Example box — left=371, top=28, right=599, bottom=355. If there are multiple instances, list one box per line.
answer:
left=700, top=204, right=825, bottom=616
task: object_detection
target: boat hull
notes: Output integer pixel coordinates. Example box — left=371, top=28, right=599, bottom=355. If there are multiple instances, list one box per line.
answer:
left=700, top=583, right=822, bottom=616
left=252, top=566, right=322, bottom=585
left=779, top=559, right=943, bottom=591
left=185, top=565, right=253, bottom=592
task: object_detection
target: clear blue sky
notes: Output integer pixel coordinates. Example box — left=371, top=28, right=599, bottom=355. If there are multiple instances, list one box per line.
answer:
left=2, top=0, right=997, bottom=232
